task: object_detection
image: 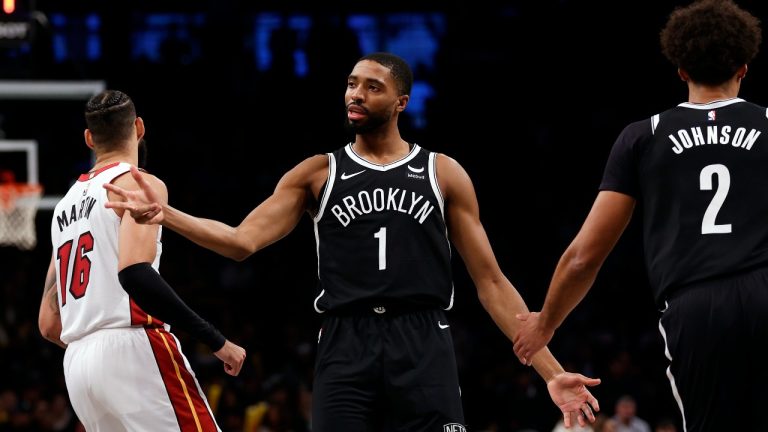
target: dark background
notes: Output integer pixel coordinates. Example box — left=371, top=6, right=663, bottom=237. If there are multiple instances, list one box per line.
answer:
left=1, top=0, right=767, bottom=431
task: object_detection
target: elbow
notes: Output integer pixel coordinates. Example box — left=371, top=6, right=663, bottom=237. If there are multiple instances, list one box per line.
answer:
left=38, top=318, right=61, bottom=345
left=561, top=248, right=602, bottom=278
left=229, top=244, right=254, bottom=262
left=228, top=234, right=259, bottom=262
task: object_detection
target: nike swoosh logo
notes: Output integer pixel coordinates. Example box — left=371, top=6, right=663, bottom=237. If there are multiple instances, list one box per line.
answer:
left=438, top=321, right=450, bottom=329
left=340, top=170, right=366, bottom=180
left=407, top=165, right=424, bottom=173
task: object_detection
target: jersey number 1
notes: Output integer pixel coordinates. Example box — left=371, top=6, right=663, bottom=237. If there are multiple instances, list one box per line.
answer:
left=700, top=164, right=732, bottom=234
left=56, top=232, right=94, bottom=306
left=374, top=227, right=387, bottom=270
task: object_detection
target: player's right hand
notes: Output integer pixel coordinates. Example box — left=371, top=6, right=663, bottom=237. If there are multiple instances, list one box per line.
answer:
left=104, top=165, right=164, bottom=224
left=214, top=340, right=246, bottom=377
left=513, top=311, right=554, bottom=366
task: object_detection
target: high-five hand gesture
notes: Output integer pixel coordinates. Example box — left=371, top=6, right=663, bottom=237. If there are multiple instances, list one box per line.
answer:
left=547, top=372, right=601, bottom=428
left=104, top=165, right=164, bottom=224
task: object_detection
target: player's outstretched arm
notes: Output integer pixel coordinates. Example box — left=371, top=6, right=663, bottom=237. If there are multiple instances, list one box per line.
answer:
left=513, top=191, right=635, bottom=364
left=437, top=154, right=601, bottom=424
left=106, top=156, right=326, bottom=261
left=38, top=254, right=66, bottom=349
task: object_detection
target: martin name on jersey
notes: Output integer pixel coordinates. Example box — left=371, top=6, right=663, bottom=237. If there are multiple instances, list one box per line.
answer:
left=55, top=192, right=98, bottom=232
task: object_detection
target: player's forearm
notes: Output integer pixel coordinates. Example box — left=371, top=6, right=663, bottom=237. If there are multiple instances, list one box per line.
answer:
left=162, top=205, right=255, bottom=261
left=530, top=347, right=566, bottom=383
left=119, top=263, right=226, bottom=351
left=477, top=277, right=531, bottom=343
left=539, top=249, right=600, bottom=332
left=38, top=282, right=67, bottom=349
left=478, top=280, right=565, bottom=382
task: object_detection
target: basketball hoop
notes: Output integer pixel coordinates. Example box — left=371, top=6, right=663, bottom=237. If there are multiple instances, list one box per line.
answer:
left=0, top=182, right=43, bottom=250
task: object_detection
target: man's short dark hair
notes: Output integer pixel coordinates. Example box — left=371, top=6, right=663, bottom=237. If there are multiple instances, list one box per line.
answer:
left=359, top=52, right=413, bottom=96
left=85, top=90, right=137, bottom=151
left=660, top=0, right=761, bottom=85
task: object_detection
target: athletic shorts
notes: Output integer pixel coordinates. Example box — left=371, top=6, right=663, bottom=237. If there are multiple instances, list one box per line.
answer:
left=63, top=327, right=221, bottom=432
left=312, top=306, right=466, bottom=432
left=659, top=266, right=768, bottom=432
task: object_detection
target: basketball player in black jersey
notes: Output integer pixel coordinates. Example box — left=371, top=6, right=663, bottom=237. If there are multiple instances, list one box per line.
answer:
left=105, top=52, right=601, bottom=431
left=513, top=1, right=766, bottom=430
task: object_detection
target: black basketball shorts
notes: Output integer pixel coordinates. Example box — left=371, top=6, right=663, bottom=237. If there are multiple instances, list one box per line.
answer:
left=312, top=307, right=466, bottom=432
left=659, top=266, right=768, bottom=432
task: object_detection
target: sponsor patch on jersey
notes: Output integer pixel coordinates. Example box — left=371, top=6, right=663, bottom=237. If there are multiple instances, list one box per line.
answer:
left=707, top=110, right=716, bottom=121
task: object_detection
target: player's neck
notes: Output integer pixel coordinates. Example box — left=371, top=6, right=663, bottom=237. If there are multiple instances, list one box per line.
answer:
left=687, top=80, right=740, bottom=104
left=91, top=150, right=137, bottom=171
left=352, top=133, right=410, bottom=165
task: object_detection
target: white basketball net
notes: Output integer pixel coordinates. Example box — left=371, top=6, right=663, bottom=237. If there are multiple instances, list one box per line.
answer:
left=0, top=183, right=43, bottom=250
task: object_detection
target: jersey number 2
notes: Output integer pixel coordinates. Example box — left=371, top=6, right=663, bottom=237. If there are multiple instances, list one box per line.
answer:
left=56, top=232, right=94, bottom=306
left=700, top=164, right=732, bottom=234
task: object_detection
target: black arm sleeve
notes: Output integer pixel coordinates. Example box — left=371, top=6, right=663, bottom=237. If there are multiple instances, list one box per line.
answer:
left=118, top=262, right=226, bottom=351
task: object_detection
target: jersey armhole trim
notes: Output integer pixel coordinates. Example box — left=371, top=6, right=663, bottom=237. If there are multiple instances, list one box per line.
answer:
left=651, top=114, right=660, bottom=135
left=103, top=163, right=133, bottom=224
left=312, top=153, right=336, bottom=223
left=428, top=152, right=445, bottom=216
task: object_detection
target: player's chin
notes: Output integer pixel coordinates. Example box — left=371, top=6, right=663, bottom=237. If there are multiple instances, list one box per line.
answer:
left=344, top=118, right=369, bottom=134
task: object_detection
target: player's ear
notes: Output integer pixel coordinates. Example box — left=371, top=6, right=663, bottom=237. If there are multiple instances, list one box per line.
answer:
left=135, top=117, right=145, bottom=141
left=736, top=64, right=748, bottom=81
left=677, top=67, right=690, bottom=82
left=84, top=129, right=95, bottom=150
left=396, top=95, right=409, bottom=112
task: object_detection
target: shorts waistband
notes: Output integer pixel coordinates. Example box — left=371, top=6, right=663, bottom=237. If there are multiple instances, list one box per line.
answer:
left=65, top=325, right=167, bottom=345
left=326, top=302, right=438, bottom=317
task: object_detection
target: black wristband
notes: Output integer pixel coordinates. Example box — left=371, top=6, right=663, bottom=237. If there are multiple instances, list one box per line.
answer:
left=118, top=262, right=226, bottom=351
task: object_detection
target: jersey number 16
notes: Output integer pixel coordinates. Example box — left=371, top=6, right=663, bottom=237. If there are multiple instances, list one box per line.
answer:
left=56, top=232, right=94, bottom=306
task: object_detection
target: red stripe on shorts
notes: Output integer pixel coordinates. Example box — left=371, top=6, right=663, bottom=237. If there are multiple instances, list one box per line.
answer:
left=130, top=298, right=164, bottom=327
left=145, top=328, right=218, bottom=432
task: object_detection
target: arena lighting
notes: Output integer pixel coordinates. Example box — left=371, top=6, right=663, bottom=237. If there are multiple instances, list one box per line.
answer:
left=4, top=0, right=15, bottom=15
left=0, top=0, right=32, bottom=45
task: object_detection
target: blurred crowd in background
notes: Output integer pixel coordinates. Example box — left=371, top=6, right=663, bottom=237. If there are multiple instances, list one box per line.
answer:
left=2, top=0, right=768, bottom=431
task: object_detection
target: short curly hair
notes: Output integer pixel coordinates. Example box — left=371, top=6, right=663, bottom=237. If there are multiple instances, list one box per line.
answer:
left=660, top=0, right=761, bottom=85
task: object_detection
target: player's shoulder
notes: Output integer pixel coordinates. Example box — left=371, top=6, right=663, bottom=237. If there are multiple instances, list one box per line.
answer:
left=280, top=154, right=330, bottom=189
left=611, top=116, right=656, bottom=150
left=138, top=169, right=167, bottom=193
left=432, top=152, right=463, bottom=173
left=111, top=166, right=168, bottom=204
left=293, top=154, right=329, bottom=174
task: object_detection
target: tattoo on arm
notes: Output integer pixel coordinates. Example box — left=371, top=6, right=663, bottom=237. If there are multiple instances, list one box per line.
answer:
left=44, top=273, right=59, bottom=314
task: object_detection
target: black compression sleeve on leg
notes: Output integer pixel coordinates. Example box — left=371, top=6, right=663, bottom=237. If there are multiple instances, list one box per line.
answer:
left=118, top=262, right=226, bottom=351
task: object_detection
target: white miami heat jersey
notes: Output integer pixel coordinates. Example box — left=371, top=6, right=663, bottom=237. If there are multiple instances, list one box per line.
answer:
left=51, top=162, right=164, bottom=344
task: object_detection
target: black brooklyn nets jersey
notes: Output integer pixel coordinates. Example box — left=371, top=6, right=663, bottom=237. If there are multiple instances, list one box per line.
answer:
left=312, top=143, right=453, bottom=312
left=601, top=98, right=768, bottom=304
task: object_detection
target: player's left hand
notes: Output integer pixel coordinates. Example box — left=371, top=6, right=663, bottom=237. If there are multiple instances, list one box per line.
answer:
left=546, top=372, right=600, bottom=429
left=214, top=340, right=247, bottom=377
